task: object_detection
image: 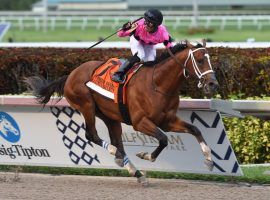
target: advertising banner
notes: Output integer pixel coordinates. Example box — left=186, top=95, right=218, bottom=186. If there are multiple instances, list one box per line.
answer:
left=0, top=105, right=242, bottom=176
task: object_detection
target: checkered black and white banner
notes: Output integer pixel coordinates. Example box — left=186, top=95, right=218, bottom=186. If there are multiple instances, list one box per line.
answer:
left=50, top=106, right=100, bottom=165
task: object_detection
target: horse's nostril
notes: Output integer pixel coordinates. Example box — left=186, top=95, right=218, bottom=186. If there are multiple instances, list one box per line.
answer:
left=208, top=82, right=219, bottom=91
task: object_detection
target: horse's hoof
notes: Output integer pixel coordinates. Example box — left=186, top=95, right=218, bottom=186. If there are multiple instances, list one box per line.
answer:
left=136, top=152, right=156, bottom=162
left=136, top=152, right=148, bottom=159
left=137, top=175, right=149, bottom=186
left=204, top=159, right=214, bottom=171
left=114, top=158, right=124, bottom=167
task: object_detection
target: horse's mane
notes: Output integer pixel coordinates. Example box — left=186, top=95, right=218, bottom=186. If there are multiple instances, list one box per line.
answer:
left=143, top=42, right=203, bottom=66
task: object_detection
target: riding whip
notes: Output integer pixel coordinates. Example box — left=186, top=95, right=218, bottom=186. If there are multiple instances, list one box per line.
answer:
left=86, top=17, right=143, bottom=50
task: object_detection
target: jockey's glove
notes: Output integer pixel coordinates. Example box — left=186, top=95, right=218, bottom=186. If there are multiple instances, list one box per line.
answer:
left=122, top=22, right=132, bottom=31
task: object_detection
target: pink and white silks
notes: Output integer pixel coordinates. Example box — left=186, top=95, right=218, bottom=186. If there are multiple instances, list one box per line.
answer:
left=117, top=18, right=173, bottom=61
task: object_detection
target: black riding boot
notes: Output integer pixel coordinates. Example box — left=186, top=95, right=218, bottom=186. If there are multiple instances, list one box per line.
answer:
left=111, top=54, right=140, bottom=83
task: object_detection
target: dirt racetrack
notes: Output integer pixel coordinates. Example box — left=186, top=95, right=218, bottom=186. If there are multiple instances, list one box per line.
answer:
left=0, top=172, right=269, bottom=200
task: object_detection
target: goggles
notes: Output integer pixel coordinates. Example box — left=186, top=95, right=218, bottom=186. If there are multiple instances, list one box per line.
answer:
left=144, top=20, right=156, bottom=28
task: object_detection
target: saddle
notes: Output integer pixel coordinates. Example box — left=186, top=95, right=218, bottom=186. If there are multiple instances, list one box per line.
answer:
left=86, top=58, right=141, bottom=104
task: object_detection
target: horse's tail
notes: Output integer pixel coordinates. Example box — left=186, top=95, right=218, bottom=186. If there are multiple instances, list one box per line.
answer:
left=24, top=75, right=68, bottom=106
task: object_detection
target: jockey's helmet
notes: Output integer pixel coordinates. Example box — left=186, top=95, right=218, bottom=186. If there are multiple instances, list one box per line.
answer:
left=144, top=9, right=163, bottom=26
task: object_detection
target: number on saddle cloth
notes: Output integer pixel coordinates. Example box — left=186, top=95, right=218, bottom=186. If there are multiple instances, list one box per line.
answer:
left=86, top=58, right=124, bottom=102
left=95, top=58, right=121, bottom=76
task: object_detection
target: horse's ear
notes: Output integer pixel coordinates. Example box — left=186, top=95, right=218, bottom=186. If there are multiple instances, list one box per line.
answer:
left=202, top=39, right=206, bottom=47
left=186, top=40, right=193, bottom=48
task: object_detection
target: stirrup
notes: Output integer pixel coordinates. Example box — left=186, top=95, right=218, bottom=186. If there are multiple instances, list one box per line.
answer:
left=111, top=74, right=126, bottom=84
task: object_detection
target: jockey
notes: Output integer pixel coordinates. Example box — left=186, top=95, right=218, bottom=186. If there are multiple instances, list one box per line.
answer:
left=111, top=9, right=173, bottom=83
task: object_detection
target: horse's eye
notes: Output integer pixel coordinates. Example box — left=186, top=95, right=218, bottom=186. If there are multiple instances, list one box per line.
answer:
left=198, top=59, right=204, bottom=64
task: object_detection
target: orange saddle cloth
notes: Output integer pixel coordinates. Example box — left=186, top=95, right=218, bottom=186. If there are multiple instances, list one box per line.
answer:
left=85, top=58, right=140, bottom=104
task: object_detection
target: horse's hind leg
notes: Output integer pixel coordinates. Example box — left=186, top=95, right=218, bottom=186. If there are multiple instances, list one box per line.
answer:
left=67, top=94, right=119, bottom=158
left=97, top=112, right=147, bottom=185
left=83, top=111, right=118, bottom=156
left=71, top=96, right=147, bottom=184
left=96, top=112, right=125, bottom=166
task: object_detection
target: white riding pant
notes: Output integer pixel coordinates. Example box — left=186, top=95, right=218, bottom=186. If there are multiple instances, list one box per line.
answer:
left=130, top=35, right=156, bottom=62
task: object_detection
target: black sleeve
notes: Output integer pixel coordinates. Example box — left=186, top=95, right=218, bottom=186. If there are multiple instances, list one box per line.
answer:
left=129, top=30, right=136, bottom=36
left=163, top=36, right=174, bottom=46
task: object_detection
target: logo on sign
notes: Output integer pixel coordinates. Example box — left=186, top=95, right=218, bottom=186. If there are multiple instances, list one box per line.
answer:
left=0, top=112, right=21, bottom=143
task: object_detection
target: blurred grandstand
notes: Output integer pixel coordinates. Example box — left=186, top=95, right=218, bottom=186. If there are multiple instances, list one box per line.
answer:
left=0, top=0, right=269, bottom=31
left=29, top=0, right=270, bottom=14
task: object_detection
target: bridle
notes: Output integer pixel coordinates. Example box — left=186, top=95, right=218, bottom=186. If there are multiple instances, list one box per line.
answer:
left=168, top=46, right=214, bottom=88
left=152, top=44, right=215, bottom=96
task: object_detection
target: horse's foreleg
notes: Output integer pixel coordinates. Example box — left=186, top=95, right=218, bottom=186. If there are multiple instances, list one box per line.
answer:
left=166, top=117, right=213, bottom=171
left=134, top=117, right=168, bottom=162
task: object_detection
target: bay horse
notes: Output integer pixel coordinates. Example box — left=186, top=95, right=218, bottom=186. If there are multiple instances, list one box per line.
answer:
left=25, top=40, right=219, bottom=185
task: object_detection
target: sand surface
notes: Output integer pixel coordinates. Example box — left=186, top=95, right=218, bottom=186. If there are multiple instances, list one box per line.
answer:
left=0, top=172, right=269, bottom=200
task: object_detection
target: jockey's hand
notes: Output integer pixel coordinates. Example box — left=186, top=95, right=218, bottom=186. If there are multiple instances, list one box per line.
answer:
left=122, top=22, right=132, bottom=31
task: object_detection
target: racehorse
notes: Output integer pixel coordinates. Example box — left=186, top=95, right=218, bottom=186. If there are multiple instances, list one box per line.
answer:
left=25, top=39, right=219, bottom=185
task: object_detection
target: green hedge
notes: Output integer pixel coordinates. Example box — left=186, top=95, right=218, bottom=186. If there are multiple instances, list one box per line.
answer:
left=211, top=48, right=270, bottom=99
left=0, top=48, right=131, bottom=94
left=0, top=47, right=269, bottom=98
left=224, top=116, right=270, bottom=164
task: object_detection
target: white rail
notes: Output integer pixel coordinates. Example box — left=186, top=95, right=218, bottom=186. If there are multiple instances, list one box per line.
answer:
left=0, top=15, right=270, bottom=30
left=0, top=41, right=269, bottom=48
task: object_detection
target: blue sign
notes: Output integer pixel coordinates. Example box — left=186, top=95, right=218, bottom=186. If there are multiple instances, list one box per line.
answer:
left=0, top=23, right=10, bottom=41
left=0, top=112, right=21, bottom=143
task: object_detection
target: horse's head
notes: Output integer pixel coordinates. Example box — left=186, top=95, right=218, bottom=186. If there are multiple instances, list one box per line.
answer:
left=179, top=39, right=219, bottom=95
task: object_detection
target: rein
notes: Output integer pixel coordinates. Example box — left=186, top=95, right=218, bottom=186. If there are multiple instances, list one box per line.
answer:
left=151, top=47, right=189, bottom=97
left=151, top=64, right=179, bottom=97
left=167, top=48, right=189, bottom=78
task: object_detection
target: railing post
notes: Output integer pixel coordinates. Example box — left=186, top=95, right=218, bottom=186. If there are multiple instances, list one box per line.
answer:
left=42, top=0, right=48, bottom=33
